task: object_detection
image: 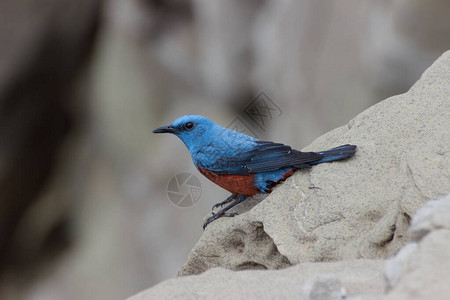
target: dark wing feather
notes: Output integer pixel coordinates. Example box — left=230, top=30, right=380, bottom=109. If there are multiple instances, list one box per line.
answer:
left=205, top=141, right=323, bottom=175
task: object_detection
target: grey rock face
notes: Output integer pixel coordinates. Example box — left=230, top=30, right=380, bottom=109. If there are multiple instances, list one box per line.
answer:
left=130, top=260, right=385, bottom=300
left=303, top=274, right=346, bottom=300
left=383, top=193, right=450, bottom=299
left=128, top=193, right=450, bottom=300
left=128, top=50, right=450, bottom=300
left=179, top=50, right=450, bottom=276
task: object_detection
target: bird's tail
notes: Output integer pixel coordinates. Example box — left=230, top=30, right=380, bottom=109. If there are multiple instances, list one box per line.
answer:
left=309, top=144, right=357, bottom=165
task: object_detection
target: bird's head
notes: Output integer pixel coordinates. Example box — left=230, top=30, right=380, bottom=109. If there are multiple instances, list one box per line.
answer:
left=153, top=115, right=219, bottom=152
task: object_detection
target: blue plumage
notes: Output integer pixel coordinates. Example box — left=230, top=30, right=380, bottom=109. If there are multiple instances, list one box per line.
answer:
left=153, top=115, right=356, bottom=228
left=311, top=144, right=358, bottom=164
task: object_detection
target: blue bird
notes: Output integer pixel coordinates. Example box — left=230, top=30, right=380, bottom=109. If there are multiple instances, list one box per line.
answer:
left=153, top=115, right=356, bottom=229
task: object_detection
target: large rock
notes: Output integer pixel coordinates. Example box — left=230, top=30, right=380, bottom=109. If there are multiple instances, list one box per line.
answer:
left=129, top=194, right=450, bottom=300
left=128, top=193, right=450, bottom=299
left=383, top=194, right=450, bottom=299
left=130, top=50, right=450, bottom=300
left=130, top=259, right=385, bottom=300
left=178, top=50, right=450, bottom=276
left=128, top=51, right=450, bottom=299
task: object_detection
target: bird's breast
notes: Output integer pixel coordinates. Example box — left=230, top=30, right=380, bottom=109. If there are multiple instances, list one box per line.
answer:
left=197, top=165, right=260, bottom=196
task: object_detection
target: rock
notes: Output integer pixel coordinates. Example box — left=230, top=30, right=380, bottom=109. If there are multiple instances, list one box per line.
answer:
left=302, top=274, right=346, bottom=300
left=383, top=193, right=450, bottom=299
left=129, top=259, right=385, bottom=300
left=179, top=50, right=450, bottom=276
left=128, top=193, right=450, bottom=300
left=128, top=51, right=450, bottom=300
left=383, top=242, right=419, bottom=291
left=408, top=194, right=450, bottom=241
left=127, top=193, right=450, bottom=300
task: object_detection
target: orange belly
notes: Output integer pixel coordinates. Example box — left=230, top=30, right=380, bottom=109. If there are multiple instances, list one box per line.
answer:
left=197, top=166, right=260, bottom=196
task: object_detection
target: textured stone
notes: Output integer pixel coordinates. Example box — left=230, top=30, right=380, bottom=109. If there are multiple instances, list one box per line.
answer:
left=129, top=260, right=384, bottom=300
left=408, top=195, right=450, bottom=241
left=303, top=274, right=345, bottom=300
left=128, top=51, right=450, bottom=300
left=179, top=51, right=450, bottom=276
left=383, top=194, right=450, bottom=300
left=129, top=193, right=450, bottom=300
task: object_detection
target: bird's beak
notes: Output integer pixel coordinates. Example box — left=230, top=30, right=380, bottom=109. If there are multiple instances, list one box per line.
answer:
left=152, top=125, right=177, bottom=134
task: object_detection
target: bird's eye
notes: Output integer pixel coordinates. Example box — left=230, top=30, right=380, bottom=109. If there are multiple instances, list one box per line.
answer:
left=185, top=122, right=194, bottom=130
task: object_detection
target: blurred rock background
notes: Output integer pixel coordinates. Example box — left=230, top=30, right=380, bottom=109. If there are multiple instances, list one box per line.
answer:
left=0, top=0, right=448, bottom=299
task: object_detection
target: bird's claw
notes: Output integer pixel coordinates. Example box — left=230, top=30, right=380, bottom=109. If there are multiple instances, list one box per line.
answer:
left=203, top=195, right=247, bottom=230
left=211, top=194, right=238, bottom=211
left=203, top=211, right=239, bottom=229
left=211, top=203, right=222, bottom=210
left=224, top=212, right=239, bottom=217
left=203, top=214, right=218, bottom=230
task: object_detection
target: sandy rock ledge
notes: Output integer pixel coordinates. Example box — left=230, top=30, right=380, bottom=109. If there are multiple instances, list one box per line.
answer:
left=129, top=50, right=450, bottom=299
left=129, top=193, right=450, bottom=300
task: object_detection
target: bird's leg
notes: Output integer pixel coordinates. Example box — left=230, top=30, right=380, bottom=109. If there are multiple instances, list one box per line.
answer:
left=211, top=194, right=238, bottom=210
left=203, top=195, right=247, bottom=229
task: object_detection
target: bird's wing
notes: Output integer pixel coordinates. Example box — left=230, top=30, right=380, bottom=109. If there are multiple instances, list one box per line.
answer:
left=196, top=141, right=323, bottom=175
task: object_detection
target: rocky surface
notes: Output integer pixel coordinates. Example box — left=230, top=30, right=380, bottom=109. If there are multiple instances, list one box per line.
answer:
left=179, top=50, right=450, bottom=276
left=129, top=193, right=450, bottom=300
left=383, top=194, right=450, bottom=300
left=131, top=260, right=385, bottom=300
left=129, top=51, right=450, bottom=299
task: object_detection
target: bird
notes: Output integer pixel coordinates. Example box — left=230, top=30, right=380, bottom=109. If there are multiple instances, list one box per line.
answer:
left=153, top=115, right=356, bottom=229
